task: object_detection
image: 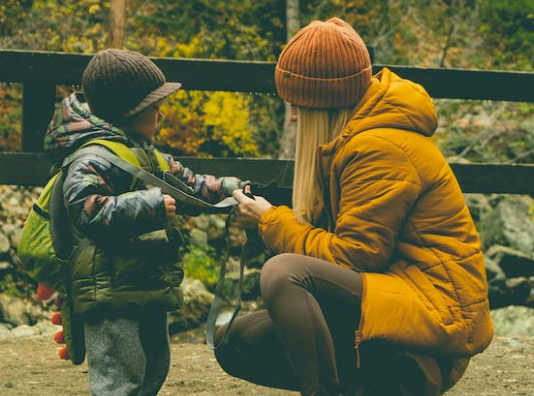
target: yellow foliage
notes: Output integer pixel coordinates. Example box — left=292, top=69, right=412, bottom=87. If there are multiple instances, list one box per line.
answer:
left=202, top=92, right=258, bottom=156
left=170, top=36, right=205, bottom=59
left=156, top=91, right=259, bottom=158
left=88, top=4, right=101, bottom=14
left=0, top=0, right=279, bottom=157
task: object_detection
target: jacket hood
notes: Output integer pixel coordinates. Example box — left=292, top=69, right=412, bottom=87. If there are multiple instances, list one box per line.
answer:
left=342, top=67, right=438, bottom=139
left=44, top=92, right=130, bottom=165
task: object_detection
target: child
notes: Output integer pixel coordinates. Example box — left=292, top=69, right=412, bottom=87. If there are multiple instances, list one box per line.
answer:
left=44, top=48, right=243, bottom=396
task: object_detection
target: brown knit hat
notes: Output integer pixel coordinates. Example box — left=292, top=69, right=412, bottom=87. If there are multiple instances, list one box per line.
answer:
left=275, top=18, right=372, bottom=109
left=82, top=49, right=182, bottom=124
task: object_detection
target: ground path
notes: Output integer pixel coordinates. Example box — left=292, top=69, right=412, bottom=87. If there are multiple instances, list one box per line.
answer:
left=1, top=334, right=533, bottom=396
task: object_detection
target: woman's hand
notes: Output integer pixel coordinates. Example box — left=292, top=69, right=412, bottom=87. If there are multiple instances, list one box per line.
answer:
left=232, top=186, right=273, bottom=228
left=163, top=194, right=176, bottom=220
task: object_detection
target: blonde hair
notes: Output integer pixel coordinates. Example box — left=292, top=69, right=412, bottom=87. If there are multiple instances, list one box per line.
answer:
left=292, top=107, right=351, bottom=223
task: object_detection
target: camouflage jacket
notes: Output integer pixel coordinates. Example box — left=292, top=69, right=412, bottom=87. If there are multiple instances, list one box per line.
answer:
left=45, top=92, right=242, bottom=318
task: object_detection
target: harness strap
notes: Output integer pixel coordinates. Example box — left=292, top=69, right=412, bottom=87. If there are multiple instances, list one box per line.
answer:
left=205, top=186, right=264, bottom=350
left=63, top=145, right=238, bottom=213
left=204, top=211, right=242, bottom=349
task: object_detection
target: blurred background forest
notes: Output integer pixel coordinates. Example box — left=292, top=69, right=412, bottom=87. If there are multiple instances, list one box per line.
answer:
left=1, top=0, right=534, bottom=163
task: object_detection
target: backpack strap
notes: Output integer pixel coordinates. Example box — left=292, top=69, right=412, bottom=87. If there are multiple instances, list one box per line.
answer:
left=62, top=142, right=237, bottom=214
left=154, top=148, right=171, bottom=172
left=79, top=139, right=142, bottom=167
left=82, top=139, right=170, bottom=173
left=49, top=171, right=71, bottom=260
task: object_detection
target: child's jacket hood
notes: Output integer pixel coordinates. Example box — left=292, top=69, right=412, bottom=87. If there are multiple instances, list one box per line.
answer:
left=44, top=92, right=130, bottom=165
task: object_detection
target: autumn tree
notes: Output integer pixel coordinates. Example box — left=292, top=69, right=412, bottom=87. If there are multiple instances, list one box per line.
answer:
left=1, top=0, right=534, bottom=162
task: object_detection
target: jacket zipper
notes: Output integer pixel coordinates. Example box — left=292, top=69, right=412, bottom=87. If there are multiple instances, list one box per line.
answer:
left=354, top=274, right=366, bottom=369
left=354, top=330, right=362, bottom=369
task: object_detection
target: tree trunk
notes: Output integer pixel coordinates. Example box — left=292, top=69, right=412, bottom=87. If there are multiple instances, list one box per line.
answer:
left=278, top=0, right=300, bottom=159
left=109, top=0, right=125, bottom=49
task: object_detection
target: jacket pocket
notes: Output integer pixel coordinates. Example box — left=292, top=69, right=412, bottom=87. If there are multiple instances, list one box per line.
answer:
left=404, top=264, right=454, bottom=325
left=69, top=238, right=101, bottom=315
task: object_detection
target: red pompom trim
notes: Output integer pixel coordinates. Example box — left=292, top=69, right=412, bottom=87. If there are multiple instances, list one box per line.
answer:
left=37, top=284, right=55, bottom=301
left=50, top=312, right=62, bottom=325
left=54, top=330, right=65, bottom=345
left=58, top=347, right=70, bottom=360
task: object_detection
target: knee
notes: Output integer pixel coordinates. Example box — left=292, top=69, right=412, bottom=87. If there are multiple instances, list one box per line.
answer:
left=260, top=253, right=299, bottom=303
left=214, top=340, right=241, bottom=377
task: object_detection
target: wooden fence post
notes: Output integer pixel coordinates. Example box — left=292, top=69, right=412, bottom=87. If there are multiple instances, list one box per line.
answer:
left=21, top=79, right=56, bottom=152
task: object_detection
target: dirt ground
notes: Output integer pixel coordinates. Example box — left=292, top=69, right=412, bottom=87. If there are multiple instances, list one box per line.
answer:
left=1, top=332, right=534, bottom=396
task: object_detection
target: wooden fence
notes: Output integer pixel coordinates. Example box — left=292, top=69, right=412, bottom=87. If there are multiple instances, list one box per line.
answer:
left=1, top=49, right=534, bottom=193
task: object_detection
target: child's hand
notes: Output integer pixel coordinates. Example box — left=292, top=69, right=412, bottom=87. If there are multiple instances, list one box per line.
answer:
left=163, top=194, right=176, bottom=219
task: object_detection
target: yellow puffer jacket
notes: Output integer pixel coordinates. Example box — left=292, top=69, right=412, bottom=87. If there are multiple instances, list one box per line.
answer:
left=259, top=68, right=493, bottom=358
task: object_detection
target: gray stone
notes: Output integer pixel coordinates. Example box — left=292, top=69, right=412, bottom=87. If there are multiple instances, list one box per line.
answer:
left=464, top=193, right=492, bottom=223
left=189, top=228, right=209, bottom=248
left=491, top=305, right=534, bottom=336
left=478, top=195, right=534, bottom=255
left=486, top=245, right=534, bottom=278
left=0, top=294, right=46, bottom=326
left=0, top=325, right=14, bottom=340
left=168, top=277, right=213, bottom=334
left=0, top=233, right=10, bottom=255
left=483, top=255, right=505, bottom=282
left=11, top=324, right=38, bottom=338
left=222, top=268, right=261, bottom=301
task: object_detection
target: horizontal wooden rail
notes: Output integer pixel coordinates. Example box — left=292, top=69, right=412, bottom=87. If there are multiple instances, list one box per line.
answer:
left=1, top=50, right=534, bottom=101
left=1, top=152, right=533, bottom=195
left=375, top=65, right=534, bottom=103
left=1, top=50, right=534, bottom=195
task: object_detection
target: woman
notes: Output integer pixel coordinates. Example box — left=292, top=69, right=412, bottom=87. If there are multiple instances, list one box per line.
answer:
left=215, top=18, right=493, bottom=396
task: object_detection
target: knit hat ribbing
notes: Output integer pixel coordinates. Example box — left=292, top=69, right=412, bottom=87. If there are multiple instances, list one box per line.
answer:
left=82, top=49, right=181, bottom=124
left=275, top=18, right=372, bottom=109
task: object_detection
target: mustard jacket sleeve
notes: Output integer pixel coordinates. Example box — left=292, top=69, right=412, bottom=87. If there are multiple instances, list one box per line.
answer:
left=258, top=135, right=423, bottom=272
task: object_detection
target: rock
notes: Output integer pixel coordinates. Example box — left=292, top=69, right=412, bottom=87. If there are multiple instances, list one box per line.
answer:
left=32, top=319, right=60, bottom=336
left=478, top=195, right=534, bottom=255
left=0, top=294, right=45, bottom=326
left=11, top=324, right=38, bottom=338
left=188, top=214, right=227, bottom=241
left=464, top=193, right=492, bottom=223
left=0, top=233, right=10, bottom=256
left=222, top=268, right=261, bottom=301
left=485, top=245, right=534, bottom=278
left=0, top=324, right=14, bottom=340
left=189, top=228, right=209, bottom=248
left=3, top=223, right=22, bottom=248
left=489, top=276, right=532, bottom=309
left=168, top=277, right=213, bottom=334
left=484, top=256, right=505, bottom=282
left=491, top=305, right=534, bottom=336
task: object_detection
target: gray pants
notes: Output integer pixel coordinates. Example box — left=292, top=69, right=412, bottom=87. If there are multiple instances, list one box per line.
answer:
left=84, top=310, right=170, bottom=396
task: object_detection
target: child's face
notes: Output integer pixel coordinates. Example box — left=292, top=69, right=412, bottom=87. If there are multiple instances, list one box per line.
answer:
left=122, top=101, right=164, bottom=143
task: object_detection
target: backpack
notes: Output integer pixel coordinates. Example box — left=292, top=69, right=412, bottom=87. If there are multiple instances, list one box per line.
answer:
left=17, top=139, right=168, bottom=291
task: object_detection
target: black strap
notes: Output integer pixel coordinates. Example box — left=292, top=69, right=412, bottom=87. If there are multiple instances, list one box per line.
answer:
left=49, top=171, right=72, bottom=260
left=204, top=210, right=245, bottom=349
left=205, top=186, right=264, bottom=350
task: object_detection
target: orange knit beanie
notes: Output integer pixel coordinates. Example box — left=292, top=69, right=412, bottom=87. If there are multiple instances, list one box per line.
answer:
left=275, top=18, right=372, bottom=109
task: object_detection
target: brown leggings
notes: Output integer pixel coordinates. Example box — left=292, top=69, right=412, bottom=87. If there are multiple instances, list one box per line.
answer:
left=214, top=253, right=366, bottom=396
